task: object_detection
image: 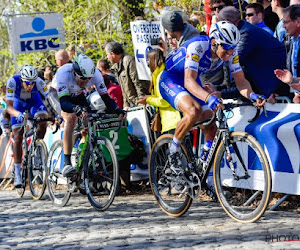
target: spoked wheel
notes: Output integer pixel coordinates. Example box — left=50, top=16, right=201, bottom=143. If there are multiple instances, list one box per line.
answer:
left=15, top=165, right=26, bottom=198
left=46, top=140, right=71, bottom=206
left=28, top=140, right=48, bottom=200
left=214, top=132, right=272, bottom=223
left=149, top=134, right=193, bottom=217
left=84, top=136, right=119, bottom=211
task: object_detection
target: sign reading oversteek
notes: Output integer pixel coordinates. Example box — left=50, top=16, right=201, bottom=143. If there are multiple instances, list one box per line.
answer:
left=11, top=13, right=65, bottom=54
left=130, top=20, right=164, bottom=81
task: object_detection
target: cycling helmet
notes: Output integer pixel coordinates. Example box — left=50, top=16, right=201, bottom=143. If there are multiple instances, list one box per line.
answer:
left=88, top=91, right=106, bottom=111
left=73, top=54, right=96, bottom=78
left=20, top=65, right=38, bottom=81
left=209, top=21, right=240, bottom=46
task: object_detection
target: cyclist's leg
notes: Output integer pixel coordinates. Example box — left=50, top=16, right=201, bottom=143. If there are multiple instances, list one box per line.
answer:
left=11, top=101, right=25, bottom=187
left=30, top=95, right=48, bottom=139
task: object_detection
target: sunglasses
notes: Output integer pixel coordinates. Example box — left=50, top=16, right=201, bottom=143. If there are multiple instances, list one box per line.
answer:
left=75, top=72, right=92, bottom=81
left=245, top=13, right=255, bottom=17
left=212, top=5, right=225, bottom=11
left=24, top=80, right=36, bottom=85
left=220, top=44, right=237, bottom=50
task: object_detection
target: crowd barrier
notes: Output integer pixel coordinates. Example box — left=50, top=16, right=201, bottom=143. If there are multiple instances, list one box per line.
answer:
left=1, top=103, right=300, bottom=195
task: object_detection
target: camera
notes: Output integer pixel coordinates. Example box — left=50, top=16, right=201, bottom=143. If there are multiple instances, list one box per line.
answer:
left=150, top=38, right=161, bottom=46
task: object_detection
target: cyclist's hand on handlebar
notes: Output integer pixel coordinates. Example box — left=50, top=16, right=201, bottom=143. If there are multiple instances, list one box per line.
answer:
left=17, top=112, right=24, bottom=123
left=207, top=95, right=223, bottom=111
left=73, top=105, right=83, bottom=116
left=250, top=93, right=266, bottom=109
left=55, top=115, right=64, bottom=125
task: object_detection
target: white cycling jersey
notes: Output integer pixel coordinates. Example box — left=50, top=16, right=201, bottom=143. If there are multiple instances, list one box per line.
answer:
left=56, top=63, right=108, bottom=98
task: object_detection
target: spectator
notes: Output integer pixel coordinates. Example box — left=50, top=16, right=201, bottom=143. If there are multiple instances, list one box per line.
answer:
left=245, top=3, right=274, bottom=35
left=190, top=11, right=207, bottom=33
left=102, top=74, right=123, bottom=109
left=55, top=49, right=71, bottom=68
left=274, top=4, right=300, bottom=103
left=217, top=6, right=290, bottom=100
left=105, top=42, right=149, bottom=110
left=271, top=0, right=290, bottom=43
left=0, top=109, right=10, bottom=136
left=44, top=68, right=54, bottom=86
left=274, top=69, right=300, bottom=102
left=137, top=48, right=181, bottom=134
left=166, top=33, right=178, bottom=51
left=67, top=44, right=76, bottom=60
left=257, top=0, right=280, bottom=32
left=210, top=0, right=233, bottom=25
left=97, top=58, right=119, bottom=85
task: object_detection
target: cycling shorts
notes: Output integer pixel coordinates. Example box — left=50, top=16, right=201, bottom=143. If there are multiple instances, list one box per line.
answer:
left=159, top=70, right=206, bottom=111
left=11, top=94, right=47, bottom=130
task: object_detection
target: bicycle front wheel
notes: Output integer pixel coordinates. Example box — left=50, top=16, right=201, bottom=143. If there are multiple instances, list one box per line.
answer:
left=46, top=140, right=71, bottom=206
left=28, top=139, right=48, bottom=200
left=84, top=136, right=119, bottom=211
left=214, top=132, right=272, bottom=223
left=149, top=134, right=193, bottom=217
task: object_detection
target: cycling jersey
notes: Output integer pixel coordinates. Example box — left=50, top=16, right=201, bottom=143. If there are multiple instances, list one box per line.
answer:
left=6, top=75, right=48, bottom=129
left=56, top=64, right=107, bottom=99
left=55, top=63, right=120, bottom=113
left=160, top=35, right=242, bottom=110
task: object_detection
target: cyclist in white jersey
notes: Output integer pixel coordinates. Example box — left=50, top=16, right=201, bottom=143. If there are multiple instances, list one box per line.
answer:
left=56, top=54, right=125, bottom=177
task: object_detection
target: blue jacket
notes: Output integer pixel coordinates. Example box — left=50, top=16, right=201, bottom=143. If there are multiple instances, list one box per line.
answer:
left=237, top=20, right=289, bottom=97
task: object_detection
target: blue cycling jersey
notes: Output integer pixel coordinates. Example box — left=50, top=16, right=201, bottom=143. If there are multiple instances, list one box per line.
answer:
left=159, top=35, right=242, bottom=110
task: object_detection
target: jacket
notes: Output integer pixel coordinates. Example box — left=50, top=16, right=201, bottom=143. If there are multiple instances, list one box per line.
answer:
left=237, top=20, right=289, bottom=97
left=112, top=54, right=147, bottom=108
left=146, top=64, right=181, bottom=133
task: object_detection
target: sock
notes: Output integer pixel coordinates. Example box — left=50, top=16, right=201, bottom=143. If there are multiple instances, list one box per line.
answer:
left=14, top=163, right=21, bottom=176
left=169, top=137, right=182, bottom=154
left=64, top=154, right=71, bottom=165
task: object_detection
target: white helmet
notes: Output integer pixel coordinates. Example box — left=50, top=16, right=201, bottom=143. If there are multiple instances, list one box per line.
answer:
left=73, top=54, right=96, bottom=78
left=209, top=21, right=240, bottom=46
left=20, top=65, right=38, bottom=81
left=88, top=91, right=106, bottom=111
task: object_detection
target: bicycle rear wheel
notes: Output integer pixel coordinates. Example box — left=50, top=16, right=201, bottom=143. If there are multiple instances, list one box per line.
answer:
left=149, top=134, right=193, bottom=217
left=46, top=140, right=71, bottom=206
left=214, top=132, right=272, bottom=223
left=28, top=139, right=48, bottom=200
left=84, top=136, right=119, bottom=211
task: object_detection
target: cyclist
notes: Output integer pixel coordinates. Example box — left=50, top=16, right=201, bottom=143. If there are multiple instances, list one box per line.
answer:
left=159, top=18, right=266, bottom=175
left=6, top=65, right=49, bottom=188
left=55, top=54, right=126, bottom=177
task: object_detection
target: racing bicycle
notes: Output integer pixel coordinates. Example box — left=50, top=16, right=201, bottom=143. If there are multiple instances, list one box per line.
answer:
left=15, top=111, right=56, bottom=199
left=149, top=102, right=272, bottom=223
left=47, top=110, right=120, bottom=211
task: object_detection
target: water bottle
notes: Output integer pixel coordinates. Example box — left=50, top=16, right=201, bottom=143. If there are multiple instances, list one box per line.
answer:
left=200, top=140, right=213, bottom=163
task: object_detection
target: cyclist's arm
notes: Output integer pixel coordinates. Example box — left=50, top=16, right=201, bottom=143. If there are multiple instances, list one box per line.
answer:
left=36, top=77, right=49, bottom=99
left=185, top=69, right=210, bottom=101
left=232, top=70, right=254, bottom=99
left=6, top=100, right=20, bottom=118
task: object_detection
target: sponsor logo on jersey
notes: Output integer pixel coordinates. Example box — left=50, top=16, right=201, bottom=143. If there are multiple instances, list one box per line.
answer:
left=8, top=81, right=14, bottom=88
left=195, top=45, right=203, bottom=54
left=58, top=86, right=66, bottom=92
left=233, top=55, right=239, bottom=64
left=43, top=86, right=47, bottom=92
left=173, top=51, right=183, bottom=62
left=191, top=53, right=200, bottom=62
left=7, top=88, right=13, bottom=93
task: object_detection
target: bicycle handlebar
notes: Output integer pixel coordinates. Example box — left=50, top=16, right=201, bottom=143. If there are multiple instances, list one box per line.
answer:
left=195, top=102, right=262, bottom=127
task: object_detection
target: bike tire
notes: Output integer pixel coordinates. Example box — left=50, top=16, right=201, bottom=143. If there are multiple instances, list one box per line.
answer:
left=149, top=134, right=193, bottom=217
left=28, top=139, right=48, bottom=200
left=84, top=136, right=119, bottom=211
left=46, top=140, right=71, bottom=206
left=213, top=132, right=272, bottom=223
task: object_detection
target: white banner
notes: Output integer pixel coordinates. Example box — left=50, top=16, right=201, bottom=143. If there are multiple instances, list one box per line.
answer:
left=11, top=13, right=65, bottom=54
left=130, top=20, right=164, bottom=81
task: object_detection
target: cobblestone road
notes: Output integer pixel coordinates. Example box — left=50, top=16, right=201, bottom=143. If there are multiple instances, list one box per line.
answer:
left=0, top=190, right=300, bottom=249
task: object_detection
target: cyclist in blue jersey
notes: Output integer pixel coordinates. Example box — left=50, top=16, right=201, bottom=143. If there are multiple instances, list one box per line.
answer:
left=159, top=17, right=266, bottom=174
left=6, top=65, right=49, bottom=187
left=55, top=54, right=126, bottom=177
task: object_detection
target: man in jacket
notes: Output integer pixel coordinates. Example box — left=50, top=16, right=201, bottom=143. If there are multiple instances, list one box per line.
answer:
left=105, top=42, right=148, bottom=110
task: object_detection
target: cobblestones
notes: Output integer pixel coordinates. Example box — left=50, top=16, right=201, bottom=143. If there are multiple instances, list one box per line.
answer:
left=0, top=190, right=300, bottom=249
